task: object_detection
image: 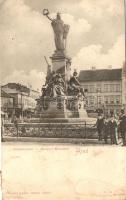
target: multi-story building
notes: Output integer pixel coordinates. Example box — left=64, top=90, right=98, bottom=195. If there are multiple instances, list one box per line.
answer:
left=122, top=61, right=126, bottom=108
left=1, top=83, right=40, bottom=117
left=78, top=64, right=126, bottom=114
left=1, top=89, right=14, bottom=117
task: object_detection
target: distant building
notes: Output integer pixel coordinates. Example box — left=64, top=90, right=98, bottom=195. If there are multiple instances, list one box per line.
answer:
left=1, top=83, right=40, bottom=117
left=78, top=64, right=126, bottom=114
left=1, top=89, right=14, bottom=117
left=122, top=61, right=126, bottom=109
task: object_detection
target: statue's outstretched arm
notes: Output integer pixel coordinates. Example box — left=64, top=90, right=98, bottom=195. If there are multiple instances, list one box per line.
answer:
left=46, top=14, right=53, bottom=21
left=43, top=9, right=53, bottom=21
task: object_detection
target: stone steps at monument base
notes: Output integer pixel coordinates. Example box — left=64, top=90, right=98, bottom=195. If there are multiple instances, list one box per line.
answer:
left=23, top=117, right=96, bottom=124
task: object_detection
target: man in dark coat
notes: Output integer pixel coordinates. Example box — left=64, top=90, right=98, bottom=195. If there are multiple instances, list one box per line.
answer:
left=119, top=109, right=126, bottom=146
left=109, top=115, right=118, bottom=145
left=96, top=113, right=104, bottom=141
left=103, top=115, right=110, bottom=144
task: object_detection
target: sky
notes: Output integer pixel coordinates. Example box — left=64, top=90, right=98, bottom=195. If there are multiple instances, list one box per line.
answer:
left=0, top=0, right=125, bottom=90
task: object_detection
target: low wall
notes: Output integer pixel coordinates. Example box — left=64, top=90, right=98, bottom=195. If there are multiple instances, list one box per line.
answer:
left=3, top=122, right=98, bottom=139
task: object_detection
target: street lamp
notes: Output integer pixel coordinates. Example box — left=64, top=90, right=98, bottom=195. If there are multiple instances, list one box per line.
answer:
left=96, top=88, right=100, bottom=109
left=96, top=88, right=102, bottom=113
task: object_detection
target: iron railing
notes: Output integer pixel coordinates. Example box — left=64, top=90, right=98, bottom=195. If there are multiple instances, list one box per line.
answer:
left=3, top=122, right=97, bottom=139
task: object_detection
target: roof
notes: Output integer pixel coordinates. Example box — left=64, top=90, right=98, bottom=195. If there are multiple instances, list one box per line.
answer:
left=78, top=68, right=122, bottom=82
left=1, top=90, right=13, bottom=98
left=2, top=88, right=19, bottom=94
left=2, top=83, right=39, bottom=93
left=2, top=83, right=30, bottom=93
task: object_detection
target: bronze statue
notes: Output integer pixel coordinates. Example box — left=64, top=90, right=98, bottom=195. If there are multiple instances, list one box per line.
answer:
left=67, top=71, right=85, bottom=97
left=41, top=71, right=65, bottom=97
left=43, top=9, right=70, bottom=51
left=53, top=73, right=65, bottom=96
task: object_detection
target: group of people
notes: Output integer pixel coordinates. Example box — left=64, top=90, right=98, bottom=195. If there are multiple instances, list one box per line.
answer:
left=95, top=109, right=126, bottom=146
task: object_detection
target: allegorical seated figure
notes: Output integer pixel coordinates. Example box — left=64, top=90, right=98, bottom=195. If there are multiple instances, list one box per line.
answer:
left=67, top=71, right=85, bottom=97
left=53, top=73, right=65, bottom=97
left=41, top=71, right=65, bottom=98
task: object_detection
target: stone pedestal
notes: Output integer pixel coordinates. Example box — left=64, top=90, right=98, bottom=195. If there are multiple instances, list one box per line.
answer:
left=36, top=96, right=88, bottom=119
left=50, top=50, right=71, bottom=82
left=66, top=96, right=88, bottom=118
left=39, top=96, right=68, bottom=118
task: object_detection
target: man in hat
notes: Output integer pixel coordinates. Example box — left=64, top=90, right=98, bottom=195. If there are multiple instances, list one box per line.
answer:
left=119, top=109, right=126, bottom=146
left=1, top=112, right=5, bottom=142
left=96, top=113, right=104, bottom=141
left=109, top=114, right=118, bottom=145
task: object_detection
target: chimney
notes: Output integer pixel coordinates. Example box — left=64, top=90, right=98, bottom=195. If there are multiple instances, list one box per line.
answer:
left=91, top=66, right=96, bottom=70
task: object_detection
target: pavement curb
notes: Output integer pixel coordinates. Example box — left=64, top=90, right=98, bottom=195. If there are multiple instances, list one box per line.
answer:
left=2, top=136, right=112, bottom=145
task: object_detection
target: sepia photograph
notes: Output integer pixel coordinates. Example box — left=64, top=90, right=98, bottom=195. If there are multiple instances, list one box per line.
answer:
left=0, top=0, right=126, bottom=199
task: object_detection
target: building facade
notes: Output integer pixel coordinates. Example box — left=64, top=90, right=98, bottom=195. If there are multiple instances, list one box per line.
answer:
left=78, top=66, right=126, bottom=115
left=1, top=89, right=14, bottom=117
left=122, top=61, right=126, bottom=108
left=1, top=83, right=40, bottom=117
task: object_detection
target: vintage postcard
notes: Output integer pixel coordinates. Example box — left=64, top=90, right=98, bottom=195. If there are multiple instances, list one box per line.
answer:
left=0, top=0, right=126, bottom=199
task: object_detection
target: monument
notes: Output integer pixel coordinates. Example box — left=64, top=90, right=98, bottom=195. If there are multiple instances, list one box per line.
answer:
left=36, top=9, right=88, bottom=120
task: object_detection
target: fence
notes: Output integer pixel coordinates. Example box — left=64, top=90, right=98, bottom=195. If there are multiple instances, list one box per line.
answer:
left=3, top=122, right=98, bottom=139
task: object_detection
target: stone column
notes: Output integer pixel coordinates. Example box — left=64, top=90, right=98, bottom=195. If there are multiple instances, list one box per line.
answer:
left=50, top=50, right=71, bottom=82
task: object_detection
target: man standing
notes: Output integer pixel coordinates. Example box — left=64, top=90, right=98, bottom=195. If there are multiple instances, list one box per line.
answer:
left=119, top=109, right=126, bottom=146
left=96, top=113, right=104, bottom=141
left=1, top=113, right=5, bottom=142
left=13, top=115, right=19, bottom=137
left=109, top=114, right=118, bottom=145
left=103, top=115, right=110, bottom=144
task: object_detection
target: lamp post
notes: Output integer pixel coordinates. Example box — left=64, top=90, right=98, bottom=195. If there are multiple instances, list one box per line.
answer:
left=96, top=88, right=101, bottom=113
left=84, top=88, right=88, bottom=109
left=96, top=88, right=99, bottom=109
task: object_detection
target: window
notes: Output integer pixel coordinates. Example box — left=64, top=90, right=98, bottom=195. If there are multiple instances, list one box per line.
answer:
left=110, top=96, right=114, bottom=104
left=97, top=84, right=101, bottom=92
left=89, top=96, right=94, bottom=105
left=115, top=96, right=120, bottom=104
left=89, top=85, right=95, bottom=93
left=115, top=84, right=121, bottom=92
left=104, top=84, right=109, bottom=92
left=104, top=96, right=109, bottom=104
left=83, top=85, right=88, bottom=92
left=110, top=84, right=115, bottom=92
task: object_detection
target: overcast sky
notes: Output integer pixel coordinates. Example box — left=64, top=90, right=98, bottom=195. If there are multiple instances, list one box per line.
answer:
left=0, top=0, right=125, bottom=90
